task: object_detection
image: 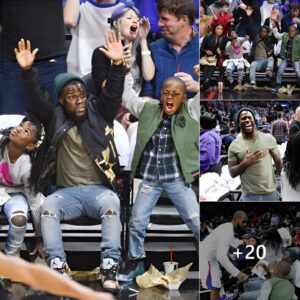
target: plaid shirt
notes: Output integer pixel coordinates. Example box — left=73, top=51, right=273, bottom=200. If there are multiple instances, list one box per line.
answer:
left=271, top=119, right=288, bottom=143
left=140, top=114, right=180, bottom=182
left=285, top=37, right=293, bottom=59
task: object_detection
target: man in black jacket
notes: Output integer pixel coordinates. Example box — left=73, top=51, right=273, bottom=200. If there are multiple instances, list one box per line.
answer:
left=14, top=31, right=125, bottom=293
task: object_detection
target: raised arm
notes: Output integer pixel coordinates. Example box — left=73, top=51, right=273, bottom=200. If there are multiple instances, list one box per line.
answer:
left=95, top=31, right=126, bottom=122
left=138, top=17, right=155, bottom=81
left=64, top=0, right=80, bottom=28
left=0, top=252, right=114, bottom=300
left=15, top=39, right=54, bottom=125
left=122, top=73, right=146, bottom=118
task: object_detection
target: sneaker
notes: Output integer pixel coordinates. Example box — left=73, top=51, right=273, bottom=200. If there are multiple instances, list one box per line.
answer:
left=117, top=260, right=145, bottom=282
left=265, top=69, right=273, bottom=79
left=49, top=257, right=69, bottom=277
left=100, top=258, right=120, bottom=293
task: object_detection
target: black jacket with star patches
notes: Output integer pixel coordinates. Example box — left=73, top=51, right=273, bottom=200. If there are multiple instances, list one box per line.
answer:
left=21, top=64, right=126, bottom=195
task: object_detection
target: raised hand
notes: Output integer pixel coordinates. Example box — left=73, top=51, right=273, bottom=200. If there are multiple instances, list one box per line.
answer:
left=14, top=39, right=39, bottom=70
left=174, top=72, right=199, bottom=93
left=99, top=30, right=123, bottom=61
left=138, top=17, right=151, bottom=40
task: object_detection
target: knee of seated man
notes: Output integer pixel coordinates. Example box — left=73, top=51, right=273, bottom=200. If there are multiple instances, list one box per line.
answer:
left=97, top=191, right=120, bottom=210
left=10, top=211, right=27, bottom=227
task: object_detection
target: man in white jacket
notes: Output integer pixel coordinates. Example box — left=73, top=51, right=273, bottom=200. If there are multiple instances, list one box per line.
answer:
left=200, top=210, right=249, bottom=300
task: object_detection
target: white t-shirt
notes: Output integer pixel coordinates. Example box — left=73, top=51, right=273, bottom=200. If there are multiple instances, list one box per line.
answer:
left=281, top=171, right=300, bottom=201
left=200, top=222, right=241, bottom=277
left=67, top=1, right=123, bottom=77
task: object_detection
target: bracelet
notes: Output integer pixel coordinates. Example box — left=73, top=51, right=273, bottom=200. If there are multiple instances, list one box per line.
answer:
left=141, top=50, right=151, bottom=56
left=112, top=59, right=123, bottom=66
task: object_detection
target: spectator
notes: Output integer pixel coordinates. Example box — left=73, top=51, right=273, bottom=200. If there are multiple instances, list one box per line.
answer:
left=200, top=115, right=222, bottom=175
left=93, top=3, right=154, bottom=114
left=211, top=0, right=234, bottom=36
left=142, top=0, right=199, bottom=99
left=0, top=0, right=67, bottom=114
left=0, top=116, right=46, bottom=256
left=233, top=0, right=261, bottom=40
left=91, top=2, right=155, bottom=130
left=200, top=3, right=213, bottom=37
left=289, top=106, right=300, bottom=137
left=264, top=4, right=282, bottom=33
left=258, top=114, right=272, bottom=133
left=224, top=31, right=250, bottom=90
left=200, top=23, right=227, bottom=90
left=15, top=33, right=125, bottom=292
left=200, top=211, right=249, bottom=300
left=119, top=74, right=200, bottom=281
left=222, top=127, right=237, bottom=153
left=257, top=261, right=295, bottom=300
left=64, top=0, right=123, bottom=77
left=247, top=26, right=275, bottom=88
left=272, top=25, right=300, bottom=90
left=260, top=0, right=279, bottom=25
left=228, top=108, right=282, bottom=201
left=271, top=112, right=288, bottom=144
left=281, top=2, right=300, bottom=33
left=282, top=132, right=300, bottom=201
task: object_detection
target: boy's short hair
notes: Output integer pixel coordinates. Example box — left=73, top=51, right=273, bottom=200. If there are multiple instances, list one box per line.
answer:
left=162, top=76, right=187, bottom=94
left=157, top=0, right=196, bottom=25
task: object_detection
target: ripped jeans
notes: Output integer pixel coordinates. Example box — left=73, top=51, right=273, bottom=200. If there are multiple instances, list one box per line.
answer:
left=1, top=193, right=29, bottom=256
left=41, top=185, right=122, bottom=263
left=128, top=177, right=200, bottom=259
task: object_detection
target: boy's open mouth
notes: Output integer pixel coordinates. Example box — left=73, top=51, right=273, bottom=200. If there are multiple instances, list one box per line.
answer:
left=166, top=101, right=174, bottom=109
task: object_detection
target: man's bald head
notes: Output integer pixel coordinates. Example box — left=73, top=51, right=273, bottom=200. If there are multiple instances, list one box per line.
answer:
left=232, top=210, right=248, bottom=233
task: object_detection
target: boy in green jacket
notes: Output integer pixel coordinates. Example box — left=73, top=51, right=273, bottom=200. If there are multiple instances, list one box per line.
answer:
left=118, top=73, right=200, bottom=281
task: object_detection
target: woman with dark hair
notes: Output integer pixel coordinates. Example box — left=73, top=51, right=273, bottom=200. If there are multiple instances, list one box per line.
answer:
left=240, top=228, right=286, bottom=300
left=281, top=132, right=300, bottom=200
left=200, top=114, right=222, bottom=175
left=262, top=228, right=283, bottom=262
left=200, top=23, right=227, bottom=90
left=0, top=115, right=46, bottom=256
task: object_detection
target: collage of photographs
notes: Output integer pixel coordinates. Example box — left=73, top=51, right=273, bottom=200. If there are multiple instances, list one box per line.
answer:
left=1, top=0, right=200, bottom=300
left=200, top=0, right=300, bottom=299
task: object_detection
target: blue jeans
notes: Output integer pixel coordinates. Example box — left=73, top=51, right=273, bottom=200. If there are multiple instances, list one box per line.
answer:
left=226, top=61, right=245, bottom=84
left=128, top=177, right=200, bottom=259
left=242, top=191, right=279, bottom=201
left=1, top=193, right=29, bottom=255
left=276, top=59, right=300, bottom=85
left=41, top=185, right=122, bottom=263
left=0, top=55, right=67, bottom=114
left=249, top=58, right=274, bottom=84
left=240, top=277, right=263, bottom=300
